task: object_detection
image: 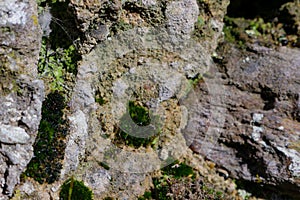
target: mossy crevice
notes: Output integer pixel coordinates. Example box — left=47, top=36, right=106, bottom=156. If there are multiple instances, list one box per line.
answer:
left=223, top=0, right=299, bottom=48
left=114, top=101, right=161, bottom=148
left=37, top=0, right=81, bottom=93
left=25, top=1, right=81, bottom=183
left=25, top=91, right=67, bottom=184
left=143, top=161, right=227, bottom=199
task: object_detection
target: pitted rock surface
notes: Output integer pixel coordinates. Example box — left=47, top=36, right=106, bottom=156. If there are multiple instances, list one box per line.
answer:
left=187, top=43, right=300, bottom=198
left=0, top=0, right=44, bottom=198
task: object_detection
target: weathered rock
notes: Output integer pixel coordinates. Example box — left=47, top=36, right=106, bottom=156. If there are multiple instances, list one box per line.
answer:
left=165, top=0, right=199, bottom=40
left=0, top=125, right=29, bottom=144
left=0, top=0, right=43, bottom=198
left=61, top=0, right=230, bottom=199
left=187, top=43, right=300, bottom=199
left=69, top=0, right=229, bottom=54
left=279, top=0, right=300, bottom=36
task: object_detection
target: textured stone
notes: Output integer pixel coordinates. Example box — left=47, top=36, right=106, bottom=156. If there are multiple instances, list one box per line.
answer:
left=165, top=0, right=199, bottom=39
left=0, top=125, right=29, bottom=144
left=63, top=1, right=221, bottom=198
left=187, top=43, right=300, bottom=199
left=0, top=0, right=43, bottom=198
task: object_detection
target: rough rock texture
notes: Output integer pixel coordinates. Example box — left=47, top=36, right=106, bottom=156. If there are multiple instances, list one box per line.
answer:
left=279, top=0, right=300, bottom=36
left=0, top=0, right=44, bottom=198
left=69, top=0, right=229, bottom=54
left=3, top=0, right=299, bottom=199
left=188, top=43, right=300, bottom=198
left=58, top=0, right=230, bottom=199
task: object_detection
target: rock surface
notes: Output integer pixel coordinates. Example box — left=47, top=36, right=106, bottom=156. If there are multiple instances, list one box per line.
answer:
left=69, top=0, right=229, bottom=54
left=187, top=43, right=300, bottom=198
left=0, top=0, right=44, bottom=198
left=1, top=0, right=299, bottom=199
left=60, top=0, right=230, bottom=199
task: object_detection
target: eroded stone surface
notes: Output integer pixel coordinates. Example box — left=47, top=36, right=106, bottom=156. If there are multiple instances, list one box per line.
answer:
left=187, top=43, right=300, bottom=198
left=0, top=0, right=43, bottom=198
left=62, top=0, right=230, bottom=198
left=8, top=0, right=300, bottom=199
left=0, top=125, right=29, bottom=144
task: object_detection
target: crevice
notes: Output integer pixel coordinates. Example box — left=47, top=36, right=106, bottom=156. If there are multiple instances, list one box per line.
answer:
left=260, top=86, right=277, bottom=110
left=227, top=0, right=292, bottom=21
left=25, top=91, right=67, bottom=184
left=2, top=168, right=8, bottom=195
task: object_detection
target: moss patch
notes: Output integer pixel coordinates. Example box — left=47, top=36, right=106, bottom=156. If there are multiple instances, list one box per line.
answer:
left=60, top=177, right=93, bottom=200
left=223, top=15, right=299, bottom=48
left=161, top=161, right=196, bottom=179
left=25, top=91, right=67, bottom=184
left=115, top=101, right=161, bottom=148
left=149, top=161, right=196, bottom=199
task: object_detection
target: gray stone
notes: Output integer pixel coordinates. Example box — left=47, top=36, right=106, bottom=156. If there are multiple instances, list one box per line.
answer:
left=61, top=0, right=229, bottom=199
left=0, top=125, right=29, bottom=144
left=0, top=0, right=43, bottom=198
left=0, top=0, right=28, bottom=26
left=165, top=0, right=199, bottom=39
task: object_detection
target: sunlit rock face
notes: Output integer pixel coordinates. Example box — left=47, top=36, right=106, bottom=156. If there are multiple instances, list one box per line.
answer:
left=4, top=0, right=300, bottom=199
left=63, top=0, right=229, bottom=199
left=0, top=0, right=44, bottom=198
left=187, top=43, right=300, bottom=199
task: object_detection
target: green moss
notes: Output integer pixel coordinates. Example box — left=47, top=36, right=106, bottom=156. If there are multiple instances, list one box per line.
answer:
left=223, top=16, right=294, bottom=48
left=60, top=177, right=93, bottom=200
left=26, top=91, right=67, bottom=184
left=138, top=191, right=152, bottom=200
left=149, top=161, right=196, bottom=199
left=115, top=101, right=161, bottom=148
left=95, top=90, right=107, bottom=105
left=151, top=177, right=171, bottom=200
left=128, top=101, right=150, bottom=125
left=223, top=16, right=247, bottom=48
left=162, top=161, right=195, bottom=179
left=246, top=18, right=272, bottom=37
left=38, top=38, right=79, bottom=92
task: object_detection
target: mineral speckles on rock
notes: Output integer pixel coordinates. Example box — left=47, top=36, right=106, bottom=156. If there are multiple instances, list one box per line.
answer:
left=189, top=43, right=300, bottom=198
left=0, top=0, right=27, bottom=26
left=61, top=110, right=88, bottom=179
left=67, top=14, right=213, bottom=199
left=166, top=0, right=199, bottom=39
left=0, top=0, right=43, bottom=197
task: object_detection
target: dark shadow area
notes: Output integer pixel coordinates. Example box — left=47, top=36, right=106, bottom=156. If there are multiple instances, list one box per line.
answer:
left=260, top=87, right=277, bottom=110
left=235, top=179, right=297, bottom=200
left=46, top=1, right=81, bottom=49
left=227, top=0, right=293, bottom=21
